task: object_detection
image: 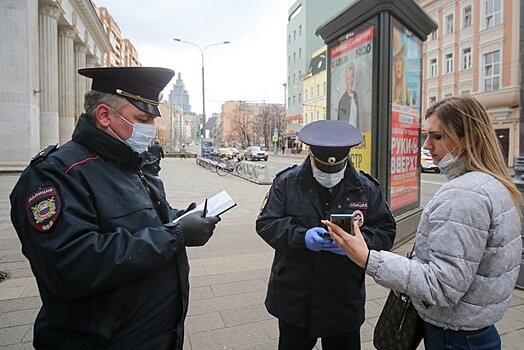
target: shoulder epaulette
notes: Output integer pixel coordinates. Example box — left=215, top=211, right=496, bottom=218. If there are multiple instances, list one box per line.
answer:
left=275, top=164, right=297, bottom=178
left=359, top=170, right=381, bottom=186
left=30, top=144, right=58, bottom=166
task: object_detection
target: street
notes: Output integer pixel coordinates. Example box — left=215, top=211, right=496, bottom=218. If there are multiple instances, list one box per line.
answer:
left=0, top=159, right=523, bottom=349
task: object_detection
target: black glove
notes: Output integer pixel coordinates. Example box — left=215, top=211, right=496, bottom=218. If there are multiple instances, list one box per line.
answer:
left=177, top=202, right=197, bottom=217
left=177, top=210, right=220, bottom=246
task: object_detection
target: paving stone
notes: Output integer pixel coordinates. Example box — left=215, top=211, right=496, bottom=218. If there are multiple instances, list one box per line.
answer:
left=189, top=286, right=214, bottom=301
left=185, top=311, right=225, bottom=334
left=220, top=304, right=272, bottom=327
left=188, top=320, right=275, bottom=350
left=0, top=325, right=31, bottom=346
left=211, top=279, right=267, bottom=297
left=189, top=272, right=236, bottom=288
left=232, top=268, right=270, bottom=282
left=0, top=309, right=38, bottom=328
left=187, top=294, right=251, bottom=316
left=0, top=342, right=34, bottom=350
left=0, top=297, right=41, bottom=314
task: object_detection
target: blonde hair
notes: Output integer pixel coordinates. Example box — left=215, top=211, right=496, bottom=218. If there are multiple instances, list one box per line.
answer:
left=425, top=96, right=522, bottom=214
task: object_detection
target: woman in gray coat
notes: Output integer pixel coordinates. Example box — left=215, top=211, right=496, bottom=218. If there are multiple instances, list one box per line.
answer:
left=324, top=96, right=522, bottom=349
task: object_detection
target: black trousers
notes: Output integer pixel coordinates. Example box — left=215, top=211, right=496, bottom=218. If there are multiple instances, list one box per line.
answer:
left=278, top=320, right=361, bottom=350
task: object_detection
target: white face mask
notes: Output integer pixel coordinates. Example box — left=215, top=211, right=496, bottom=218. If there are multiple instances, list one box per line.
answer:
left=312, top=165, right=346, bottom=188
left=437, top=144, right=459, bottom=176
left=108, top=107, right=157, bottom=154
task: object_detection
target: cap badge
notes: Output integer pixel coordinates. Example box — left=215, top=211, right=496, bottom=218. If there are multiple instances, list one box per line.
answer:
left=328, top=157, right=336, bottom=164
left=116, top=88, right=161, bottom=106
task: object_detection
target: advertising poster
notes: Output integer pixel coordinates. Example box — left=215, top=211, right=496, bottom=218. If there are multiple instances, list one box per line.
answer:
left=389, top=19, right=422, bottom=212
left=330, top=24, right=374, bottom=172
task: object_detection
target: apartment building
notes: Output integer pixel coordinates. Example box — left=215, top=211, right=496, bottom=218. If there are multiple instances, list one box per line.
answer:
left=286, top=0, right=355, bottom=145
left=97, top=7, right=140, bottom=67
left=301, top=46, right=327, bottom=149
left=420, top=0, right=520, bottom=166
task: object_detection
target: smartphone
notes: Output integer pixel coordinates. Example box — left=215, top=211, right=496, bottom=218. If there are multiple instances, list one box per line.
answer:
left=329, top=213, right=355, bottom=235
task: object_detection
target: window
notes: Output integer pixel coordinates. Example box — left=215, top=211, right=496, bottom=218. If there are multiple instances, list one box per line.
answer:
left=293, top=95, right=296, bottom=106
left=429, top=96, right=437, bottom=105
left=429, top=58, right=437, bottom=78
left=310, top=87, right=313, bottom=98
left=430, top=29, right=438, bottom=41
left=293, top=52, right=296, bottom=61
left=444, top=93, right=452, bottom=98
left=484, top=50, right=500, bottom=91
left=445, top=14, right=454, bottom=35
left=288, top=34, right=291, bottom=44
left=445, top=53, right=454, bottom=74
left=462, top=47, right=472, bottom=70
left=299, top=48, right=302, bottom=58
left=305, top=89, right=308, bottom=100
left=461, top=90, right=471, bottom=95
left=299, top=25, right=302, bottom=35
left=293, top=73, right=295, bottom=83
left=288, top=55, right=290, bottom=64
left=485, top=0, right=501, bottom=29
left=293, top=30, right=296, bottom=40
left=299, top=93, right=302, bottom=103
left=463, top=6, right=472, bottom=28
left=323, top=82, right=326, bottom=95
left=316, top=84, right=319, bottom=96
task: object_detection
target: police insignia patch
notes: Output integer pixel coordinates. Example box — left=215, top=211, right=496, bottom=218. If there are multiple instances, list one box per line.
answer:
left=26, top=187, right=61, bottom=232
left=260, top=191, right=270, bottom=214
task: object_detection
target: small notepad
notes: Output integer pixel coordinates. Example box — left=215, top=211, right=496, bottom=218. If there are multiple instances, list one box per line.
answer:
left=173, top=190, right=236, bottom=223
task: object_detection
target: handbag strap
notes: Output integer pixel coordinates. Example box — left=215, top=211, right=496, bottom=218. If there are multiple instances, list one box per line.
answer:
left=407, top=242, right=416, bottom=260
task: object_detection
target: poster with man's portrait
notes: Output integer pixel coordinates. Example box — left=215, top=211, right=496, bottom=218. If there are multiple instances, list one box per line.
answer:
left=330, top=24, right=374, bottom=172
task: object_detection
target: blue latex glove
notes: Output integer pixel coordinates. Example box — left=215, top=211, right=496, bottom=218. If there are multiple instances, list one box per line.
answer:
left=305, top=227, right=331, bottom=251
left=322, top=242, right=345, bottom=255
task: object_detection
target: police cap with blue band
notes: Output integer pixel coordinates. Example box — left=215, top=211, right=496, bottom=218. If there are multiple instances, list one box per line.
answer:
left=298, top=120, right=363, bottom=173
left=78, top=67, right=175, bottom=117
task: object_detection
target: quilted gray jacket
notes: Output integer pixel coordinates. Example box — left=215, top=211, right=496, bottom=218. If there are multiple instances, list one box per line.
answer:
left=366, top=170, right=521, bottom=331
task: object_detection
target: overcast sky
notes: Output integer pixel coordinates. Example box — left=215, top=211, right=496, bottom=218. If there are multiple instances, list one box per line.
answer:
left=93, top=0, right=296, bottom=114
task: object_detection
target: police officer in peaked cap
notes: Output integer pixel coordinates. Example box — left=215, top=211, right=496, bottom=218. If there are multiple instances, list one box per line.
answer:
left=256, top=120, right=396, bottom=349
left=10, top=67, right=221, bottom=349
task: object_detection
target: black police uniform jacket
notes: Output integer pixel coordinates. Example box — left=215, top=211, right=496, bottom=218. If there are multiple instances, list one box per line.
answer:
left=10, top=115, right=189, bottom=350
left=256, top=158, right=396, bottom=337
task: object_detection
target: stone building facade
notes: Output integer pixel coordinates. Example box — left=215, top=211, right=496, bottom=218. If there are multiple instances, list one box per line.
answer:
left=0, top=0, right=111, bottom=168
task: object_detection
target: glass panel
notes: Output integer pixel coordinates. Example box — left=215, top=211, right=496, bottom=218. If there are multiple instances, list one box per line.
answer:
left=389, top=18, right=422, bottom=214
left=329, top=22, right=375, bottom=172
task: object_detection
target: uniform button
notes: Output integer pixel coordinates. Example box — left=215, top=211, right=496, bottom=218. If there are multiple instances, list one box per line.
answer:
left=325, top=202, right=329, bottom=206
left=346, top=198, right=350, bottom=201
left=157, top=201, right=161, bottom=205
left=338, top=205, right=342, bottom=208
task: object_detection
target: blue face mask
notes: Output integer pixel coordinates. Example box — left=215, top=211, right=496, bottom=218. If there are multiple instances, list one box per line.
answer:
left=108, top=107, right=157, bottom=154
left=312, top=164, right=346, bottom=188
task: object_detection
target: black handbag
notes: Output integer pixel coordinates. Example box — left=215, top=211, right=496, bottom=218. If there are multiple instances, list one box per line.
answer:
left=373, top=248, right=423, bottom=350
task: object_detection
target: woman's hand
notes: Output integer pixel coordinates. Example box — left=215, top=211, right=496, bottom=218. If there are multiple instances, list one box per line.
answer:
left=321, top=219, right=369, bottom=269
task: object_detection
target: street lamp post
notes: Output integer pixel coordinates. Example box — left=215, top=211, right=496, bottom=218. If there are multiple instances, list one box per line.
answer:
left=173, top=38, right=230, bottom=156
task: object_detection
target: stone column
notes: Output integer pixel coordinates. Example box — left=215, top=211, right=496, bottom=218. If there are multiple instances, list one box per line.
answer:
left=85, top=55, right=97, bottom=94
left=74, top=43, right=87, bottom=123
left=38, top=3, right=62, bottom=148
left=58, top=26, right=76, bottom=144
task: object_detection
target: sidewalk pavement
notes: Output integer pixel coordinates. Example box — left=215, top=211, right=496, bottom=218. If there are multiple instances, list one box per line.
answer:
left=1, top=158, right=523, bottom=349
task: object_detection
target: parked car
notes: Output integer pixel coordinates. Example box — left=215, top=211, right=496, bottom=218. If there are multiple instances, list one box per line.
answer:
left=228, top=147, right=241, bottom=158
left=421, top=148, right=439, bottom=173
left=217, top=147, right=235, bottom=159
left=244, top=146, right=268, bottom=161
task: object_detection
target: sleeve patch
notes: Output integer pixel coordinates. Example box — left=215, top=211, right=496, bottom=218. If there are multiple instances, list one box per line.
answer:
left=26, top=186, right=61, bottom=232
left=260, top=190, right=270, bottom=214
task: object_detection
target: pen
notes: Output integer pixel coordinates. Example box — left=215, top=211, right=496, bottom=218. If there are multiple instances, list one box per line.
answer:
left=202, top=198, right=208, bottom=218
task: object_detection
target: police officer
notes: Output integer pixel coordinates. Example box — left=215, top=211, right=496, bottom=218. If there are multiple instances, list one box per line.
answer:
left=256, top=120, right=396, bottom=350
left=10, top=67, right=220, bottom=349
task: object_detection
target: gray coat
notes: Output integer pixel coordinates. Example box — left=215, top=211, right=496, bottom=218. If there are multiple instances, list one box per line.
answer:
left=366, top=170, right=521, bottom=330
